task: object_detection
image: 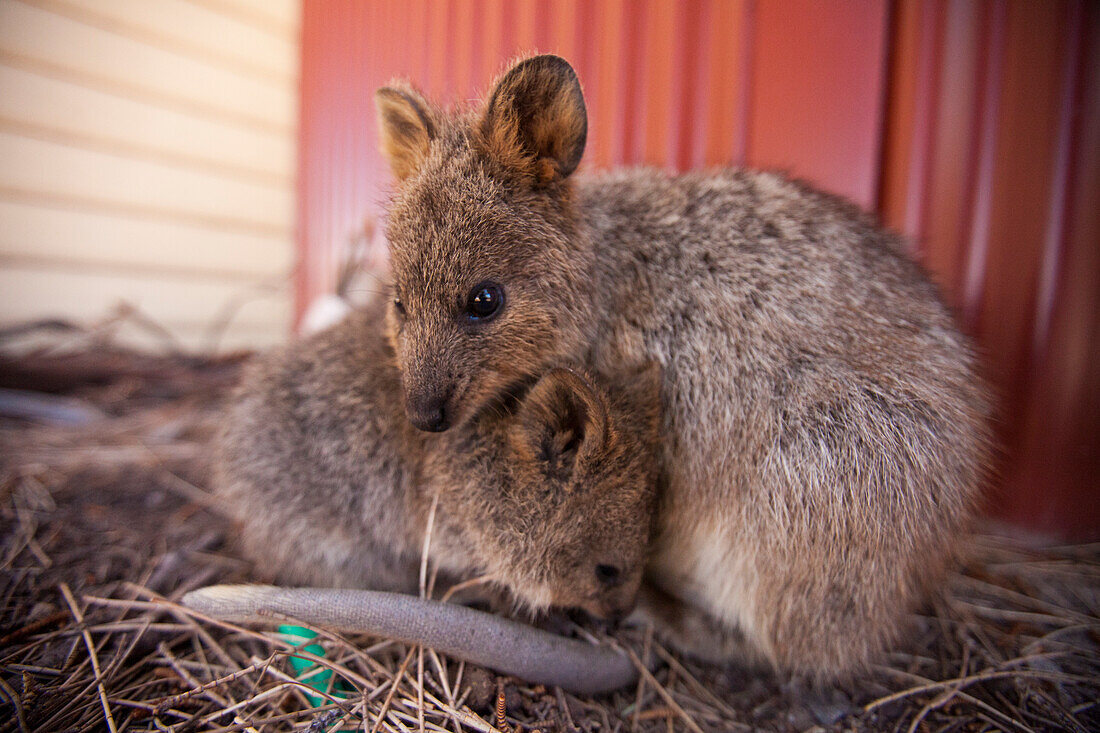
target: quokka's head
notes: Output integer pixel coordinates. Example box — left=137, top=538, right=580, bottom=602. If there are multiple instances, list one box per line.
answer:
left=484, top=366, right=662, bottom=621
left=375, top=55, right=591, bottom=432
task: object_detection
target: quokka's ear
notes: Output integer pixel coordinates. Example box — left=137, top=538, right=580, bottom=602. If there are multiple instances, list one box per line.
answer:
left=512, top=369, right=610, bottom=485
left=478, top=55, right=587, bottom=184
left=374, top=85, right=436, bottom=181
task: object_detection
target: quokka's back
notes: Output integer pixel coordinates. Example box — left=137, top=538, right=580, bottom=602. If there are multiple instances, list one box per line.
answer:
left=576, top=165, right=993, bottom=677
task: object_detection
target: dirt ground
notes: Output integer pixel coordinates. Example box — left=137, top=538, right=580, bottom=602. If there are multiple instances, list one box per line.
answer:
left=1, top=335, right=1098, bottom=732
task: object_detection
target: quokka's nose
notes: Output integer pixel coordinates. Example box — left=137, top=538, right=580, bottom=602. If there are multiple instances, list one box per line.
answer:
left=406, top=390, right=452, bottom=432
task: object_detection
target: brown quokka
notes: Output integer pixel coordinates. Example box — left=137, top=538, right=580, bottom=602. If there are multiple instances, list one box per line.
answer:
left=215, top=296, right=661, bottom=622
left=373, top=54, right=994, bottom=681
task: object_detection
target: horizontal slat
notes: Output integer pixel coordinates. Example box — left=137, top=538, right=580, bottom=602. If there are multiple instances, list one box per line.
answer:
left=162, top=322, right=290, bottom=351
left=26, top=0, right=297, bottom=82
left=0, top=132, right=293, bottom=233
left=0, top=65, right=293, bottom=183
left=2, top=320, right=288, bottom=354
left=0, top=265, right=291, bottom=351
left=189, top=0, right=300, bottom=41
left=0, top=200, right=293, bottom=279
left=0, top=1, right=295, bottom=133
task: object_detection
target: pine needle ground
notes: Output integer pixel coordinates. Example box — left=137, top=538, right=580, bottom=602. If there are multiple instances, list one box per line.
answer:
left=2, top=334, right=1097, bottom=732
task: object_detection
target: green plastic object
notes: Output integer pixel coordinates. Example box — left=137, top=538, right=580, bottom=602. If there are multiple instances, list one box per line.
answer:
left=278, top=624, right=353, bottom=710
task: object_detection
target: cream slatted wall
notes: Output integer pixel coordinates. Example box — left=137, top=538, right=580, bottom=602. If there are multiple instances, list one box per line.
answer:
left=0, top=0, right=299, bottom=351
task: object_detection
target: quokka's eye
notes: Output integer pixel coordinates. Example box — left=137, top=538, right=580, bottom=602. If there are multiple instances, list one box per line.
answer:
left=594, top=564, right=622, bottom=587
left=466, top=282, right=504, bottom=322
left=393, top=297, right=406, bottom=316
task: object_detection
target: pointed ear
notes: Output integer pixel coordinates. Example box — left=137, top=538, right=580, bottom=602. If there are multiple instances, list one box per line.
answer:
left=512, top=369, right=609, bottom=484
left=478, top=55, right=587, bottom=184
left=374, top=85, right=436, bottom=181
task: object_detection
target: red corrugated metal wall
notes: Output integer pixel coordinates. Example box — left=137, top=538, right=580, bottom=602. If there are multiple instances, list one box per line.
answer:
left=297, top=0, right=1099, bottom=539
left=879, top=0, right=1099, bottom=539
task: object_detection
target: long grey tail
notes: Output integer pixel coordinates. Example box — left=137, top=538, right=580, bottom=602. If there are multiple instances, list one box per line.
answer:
left=182, top=584, right=638, bottom=695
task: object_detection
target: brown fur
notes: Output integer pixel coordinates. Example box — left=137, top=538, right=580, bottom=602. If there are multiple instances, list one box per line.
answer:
left=476, top=54, right=587, bottom=184
left=216, top=298, right=661, bottom=620
left=375, top=86, right=437, bottom=181
left=375, top=55, right=994, bottom=680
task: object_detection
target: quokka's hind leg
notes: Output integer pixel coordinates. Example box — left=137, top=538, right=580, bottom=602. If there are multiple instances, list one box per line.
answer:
left=629, top=582, right=771, bottom=671
left=232, top=509, right=421, bottom=594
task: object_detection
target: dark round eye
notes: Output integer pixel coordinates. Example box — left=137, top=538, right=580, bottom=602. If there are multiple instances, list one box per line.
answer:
left=392, top=297, right=406, bottom=316
left=466, top=282, right=504, bottom=321
left=594, top=564, right=622, bottom=587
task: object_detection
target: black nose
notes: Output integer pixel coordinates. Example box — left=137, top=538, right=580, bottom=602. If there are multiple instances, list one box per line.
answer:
left=418, top=409, right=448, bottom=432
left=407, top=391, right=452, bottom=432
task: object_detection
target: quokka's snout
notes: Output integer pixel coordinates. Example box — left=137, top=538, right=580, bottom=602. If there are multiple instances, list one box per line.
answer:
left=404, top=382, right=453, bottom=432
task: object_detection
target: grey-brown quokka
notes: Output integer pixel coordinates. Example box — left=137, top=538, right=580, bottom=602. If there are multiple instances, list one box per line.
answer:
left=375, top=54, right=993, bottom=680
left=216, top=297, right=661, bottom=622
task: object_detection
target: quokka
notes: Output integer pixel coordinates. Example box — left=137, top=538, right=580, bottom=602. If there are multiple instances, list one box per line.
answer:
left=215, top=297, right=662, bottom=622
left=373, top=54, right=993, bottom=680
left=196, top=296, right=662, bottom=693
